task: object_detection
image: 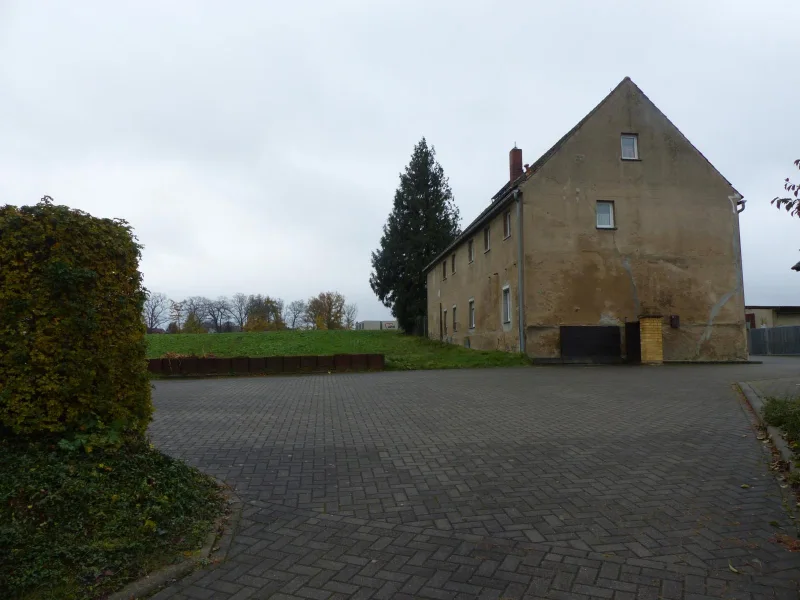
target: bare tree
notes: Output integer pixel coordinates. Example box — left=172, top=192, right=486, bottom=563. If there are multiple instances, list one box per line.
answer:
left=143, top=292, right=170, bottom=332
left=344, top=303, right=358, bottom=329
left=285, top=300, right=307, bottom=329
left=205, top=296, right=232, bottom=333
left=169, top=299, right=185, bottom=330
left=230, top=293, right=250, bottom=330
left=184, top=296, right=208, bottom=319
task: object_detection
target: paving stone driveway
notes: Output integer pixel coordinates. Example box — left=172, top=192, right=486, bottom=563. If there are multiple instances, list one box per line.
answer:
left=149, top=360, right=800, bottom=600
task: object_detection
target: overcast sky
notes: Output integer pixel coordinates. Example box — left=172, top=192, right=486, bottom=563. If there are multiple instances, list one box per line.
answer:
left=2, top=1, right=799, bottom=319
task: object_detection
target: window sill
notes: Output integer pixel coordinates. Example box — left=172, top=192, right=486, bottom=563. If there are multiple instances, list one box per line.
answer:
left=502, top=320, right=511, bottom=325
left=596, top=226, right=617, bottom=230
left=468, top=260, right=474, bottom=264
left=484, top=249, right=491, bottom=254
left=503, top=235, right=511, bottom=240
left=621, top=158, right=641, bottom=162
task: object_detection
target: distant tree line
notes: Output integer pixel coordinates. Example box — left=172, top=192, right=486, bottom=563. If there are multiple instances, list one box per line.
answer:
left=142, top=291, right=358, bottom=333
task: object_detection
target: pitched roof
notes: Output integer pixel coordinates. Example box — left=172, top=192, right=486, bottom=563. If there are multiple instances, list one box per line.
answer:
left=424, top=77, right=742, bottom=274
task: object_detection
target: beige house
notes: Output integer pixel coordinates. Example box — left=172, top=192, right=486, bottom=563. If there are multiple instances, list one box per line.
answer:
left=425, top=77, right=748, bottom=363
left=745, top=306, right=800, bottom=329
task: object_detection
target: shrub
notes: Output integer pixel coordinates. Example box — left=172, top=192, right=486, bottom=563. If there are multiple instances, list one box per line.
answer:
left=181, top=313, right=207, bottom=334
left=763, top=396, right=800, bottom=447
left=0, top=436, right=224, bottom=599
left=0, top=198, right=152, bottom=437
left=243, top=315, right=270, bottom=332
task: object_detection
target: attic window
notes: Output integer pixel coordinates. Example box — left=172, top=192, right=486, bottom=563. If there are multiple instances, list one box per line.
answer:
left=621, top=134, right=639, bottom=160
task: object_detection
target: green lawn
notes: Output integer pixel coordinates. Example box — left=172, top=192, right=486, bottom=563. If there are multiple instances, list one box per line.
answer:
left=146, top=330, right=529, bottom=371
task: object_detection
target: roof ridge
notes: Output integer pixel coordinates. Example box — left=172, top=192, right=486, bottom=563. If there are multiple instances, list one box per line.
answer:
left=424, top=78, right=632, bottom=273
left=502, top=76, right=632, bottom=196
left=423, top=76, right=741, bottom=274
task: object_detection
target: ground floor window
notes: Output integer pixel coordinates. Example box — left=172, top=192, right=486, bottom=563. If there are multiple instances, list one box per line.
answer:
left=502, top=286, right=511, bottom=324
left=469, top=298, right=475, bottom=328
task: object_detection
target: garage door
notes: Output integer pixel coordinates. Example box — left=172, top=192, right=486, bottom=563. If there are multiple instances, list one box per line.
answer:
left=560, top=326, right=622, bottom=363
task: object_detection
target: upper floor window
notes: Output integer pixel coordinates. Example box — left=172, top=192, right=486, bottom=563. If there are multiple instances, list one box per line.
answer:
left=503, top=210, right=511, bottom=239
left=442, top=260, right=447, bottom=280
left=596, top=201, right=615, bottom=229
left=443, top=309, right=447, bottom=334
left=452, top=305, right=457, bottom=332
left=451, top=253, right=456, bottom=274
left=468, top=239, right=475, bottom=263
left=621, top=134, right=639, bottom=160
left=483, top=226, right=490, bottom=252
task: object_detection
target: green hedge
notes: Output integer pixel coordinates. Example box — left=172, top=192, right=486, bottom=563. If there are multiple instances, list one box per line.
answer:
left=0, top=198, right=152, bottom=436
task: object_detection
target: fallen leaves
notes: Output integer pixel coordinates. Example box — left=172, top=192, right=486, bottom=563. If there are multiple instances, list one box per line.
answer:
left=772, top=534, right=800, bottom=552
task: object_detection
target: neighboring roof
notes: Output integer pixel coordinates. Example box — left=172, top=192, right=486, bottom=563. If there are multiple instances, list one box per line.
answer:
left=423, top=76, right=743, bottom=274
left=746, top=306, right=800, bottom=312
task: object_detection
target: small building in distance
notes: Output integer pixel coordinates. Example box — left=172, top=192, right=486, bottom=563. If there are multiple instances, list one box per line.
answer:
left=745, top=306, right=800, bottom=329
left=424, top=77, right=747, bottom=363
left=355, top=320, right=399, bottom=331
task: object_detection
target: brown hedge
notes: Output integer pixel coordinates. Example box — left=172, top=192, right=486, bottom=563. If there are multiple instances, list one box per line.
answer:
left=0, top=198, right=152, bottom=436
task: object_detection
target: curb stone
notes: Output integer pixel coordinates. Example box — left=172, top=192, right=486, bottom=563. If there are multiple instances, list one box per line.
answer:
left=737, top=382, right=798, bottom=476
left=108, top=487, right=243, bottom=600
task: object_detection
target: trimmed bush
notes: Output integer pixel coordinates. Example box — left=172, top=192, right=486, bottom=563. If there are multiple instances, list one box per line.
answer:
left=0, top=198, right=152, bottom=436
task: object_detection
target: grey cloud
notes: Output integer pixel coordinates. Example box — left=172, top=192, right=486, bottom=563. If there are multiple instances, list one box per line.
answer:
left=1, top=0, right=799, bottom=317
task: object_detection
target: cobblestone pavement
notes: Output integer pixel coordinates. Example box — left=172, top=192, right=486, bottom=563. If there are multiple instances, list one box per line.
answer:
left=748, top=374, right=800, bottom=404
left=148, top=358, right=800, bottom=599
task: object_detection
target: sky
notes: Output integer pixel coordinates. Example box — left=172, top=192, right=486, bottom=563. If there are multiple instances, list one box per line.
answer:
left=1, top=1, right=799, bottom=320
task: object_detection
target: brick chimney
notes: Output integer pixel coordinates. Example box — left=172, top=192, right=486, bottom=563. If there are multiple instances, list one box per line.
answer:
left=509, top=146, right=523, bottom=182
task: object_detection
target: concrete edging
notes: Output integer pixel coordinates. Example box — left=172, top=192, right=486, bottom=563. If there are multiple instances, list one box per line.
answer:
left=149, top=353, right=385, bottom=377
left=736, top=382, right=797, bottom=474
left=529, top=359, right=762, bottom=366
left=108, top=488, right=243, bottom=600
left=665, top=360, right=762, bottom=365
